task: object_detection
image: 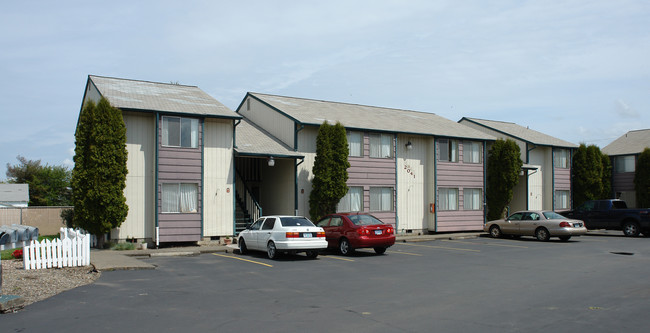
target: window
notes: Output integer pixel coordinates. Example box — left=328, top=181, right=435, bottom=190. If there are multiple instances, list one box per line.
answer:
left=439, top=188, right=458, bottom=210
left=463, top=141, right=482, bottom=163
left=439, top=139, right=458, bottom=162
left=555, top=190, right=570, bottom=209
left=162, top=183, right=198, bottom=213
left=262, top=218, right=276, bottom=230
left=463, top=188, right=482, bottom=210
left=554, top=149, right=569, bottom=168
left=162, top=116, right=198, bottom=148
left=347, top=131, right=362, bottom=157
left=369, top=133, right=393, bottom=158
left=338, top=187, right=363, bottom=212
left=370, top=187, right=393, bottom=211
left=614, top=155, right=635, bottom=173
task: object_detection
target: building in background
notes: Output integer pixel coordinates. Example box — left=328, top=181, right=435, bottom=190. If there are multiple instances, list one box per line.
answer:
left=602, top=129, right=650, bottom=208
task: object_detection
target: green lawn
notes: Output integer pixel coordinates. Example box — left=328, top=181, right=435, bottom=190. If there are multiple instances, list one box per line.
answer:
left=1, top=235, right=58, bottom=260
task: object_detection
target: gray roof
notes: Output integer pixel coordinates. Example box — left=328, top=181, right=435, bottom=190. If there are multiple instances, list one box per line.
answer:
left=88, top=75, right=240, bottom=118
left=602, top=129, right=650, bottom=156
left=460, top=117, right=578, bottom=148
left=248, top=93, right=495, bottom=141
left=0, top=184, right=29, bottom=203
left=235, top=118, right=304, bottom=158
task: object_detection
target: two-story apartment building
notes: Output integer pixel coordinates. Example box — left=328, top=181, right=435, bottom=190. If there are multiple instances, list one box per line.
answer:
left=602, top=129, right=650, bottom=208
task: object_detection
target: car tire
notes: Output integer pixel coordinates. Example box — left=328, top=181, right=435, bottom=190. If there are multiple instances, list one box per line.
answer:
left=623, top=222, right=640, bottom=237
left=489, top=225, right=502, bottom=238
left=239, top=238, right=248, bottom=254
left=267, top=241, right=278, bottom=259
left=559, top=236, right=571, bottom=241
left=339, top=238, right=353, bottom=256
left=535, top=227, right=550, bottom=241
left=306, top=250, right=319, bottom=259
left=374, top=247, right=387, bottom=255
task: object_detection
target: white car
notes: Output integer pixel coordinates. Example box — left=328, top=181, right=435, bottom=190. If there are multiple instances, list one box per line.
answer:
left=238, top=216, right=328, bottom=259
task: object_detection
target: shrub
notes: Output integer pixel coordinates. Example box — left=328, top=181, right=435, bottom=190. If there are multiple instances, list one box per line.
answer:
left=12, top=249, right=23, bottom=259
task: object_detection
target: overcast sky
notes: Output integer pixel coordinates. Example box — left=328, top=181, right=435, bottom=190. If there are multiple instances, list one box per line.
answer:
left=1, top=0, right=648, bottom=180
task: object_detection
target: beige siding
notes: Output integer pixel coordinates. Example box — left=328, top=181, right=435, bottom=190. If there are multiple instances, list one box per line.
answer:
left=119, top=112, right=155, bottom=240
left=260, top=158, right=296, bottom=215
left=238, top=96, right=295, bottom=148
left=396, top=135, right=434, bottom=232
left=529, top=147, right=553, bottom=210
left=203, top=119, right=235, bottom=236
left=297, top=127, right=318, bottom=218
left=83, top=82, right=102, bottom=106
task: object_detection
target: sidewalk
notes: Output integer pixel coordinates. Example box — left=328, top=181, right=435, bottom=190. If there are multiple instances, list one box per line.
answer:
left=90, top=231, right=486, bottom=271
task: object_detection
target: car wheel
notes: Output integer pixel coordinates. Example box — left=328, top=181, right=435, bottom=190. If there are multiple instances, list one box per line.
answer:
left=267, top=241, right=278, bottom=259
left=239, top=238, right=248, bottom=254
left=535, top=227, right=550, bottom=241
left=306, top=250, right=319, bottom=259
left=623, top=222, right=640, bottom=237
left=374, top=247, right=387, bottom=255
left=489, top=225, right=502, bottom=238
left=559, top=236, right=571, bottom=241
left=339, top=238, right=353, bottom=255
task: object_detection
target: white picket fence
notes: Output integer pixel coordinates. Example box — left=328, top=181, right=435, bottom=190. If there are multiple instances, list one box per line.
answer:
left=22, top=228, right=91, bottom=270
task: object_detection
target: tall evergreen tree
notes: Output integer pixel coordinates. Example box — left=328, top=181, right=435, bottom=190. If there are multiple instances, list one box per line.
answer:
left=6, top=156, right=72, bottom=206
left=600, top=153, right=612, bottom=199
left=71, top=97, right=128, bottom=247
left=309, top=121, right=350, bottom=221
left=486, top=139, right=522, bottom=220
left=572, top=144, right=606, bottom=208
left=634, top=148, right=650, bottom=207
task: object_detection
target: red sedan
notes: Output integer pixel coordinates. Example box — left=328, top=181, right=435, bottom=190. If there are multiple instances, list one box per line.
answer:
left=315, top=213, right=395, bottom=255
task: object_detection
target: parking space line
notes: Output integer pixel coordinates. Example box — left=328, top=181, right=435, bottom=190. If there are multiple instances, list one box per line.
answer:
left=387, top=250, right=423, bottom=256
left=320, top=255, right=355, bottom=262
left=399, top=242, right=481, bottom=252
left=442, top=239, right=529, bottom=249
left=212, top=253, right=273, bottom=267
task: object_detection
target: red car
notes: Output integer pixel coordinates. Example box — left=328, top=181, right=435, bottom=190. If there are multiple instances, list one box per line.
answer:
left=315, top=213, right=395, bottom=255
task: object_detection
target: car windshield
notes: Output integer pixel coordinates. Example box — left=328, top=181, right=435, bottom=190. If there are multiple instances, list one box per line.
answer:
left=543, top=211, right=566, bottom=220
left=280, top=217, right=315, bottom=227
left=348, top=214, right=384, bottom=226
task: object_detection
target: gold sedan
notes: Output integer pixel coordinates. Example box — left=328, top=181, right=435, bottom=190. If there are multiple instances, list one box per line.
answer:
left=484, top=210, right=587, bottom=241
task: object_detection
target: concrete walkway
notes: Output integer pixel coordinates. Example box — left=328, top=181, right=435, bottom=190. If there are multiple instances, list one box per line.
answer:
left=89, top=231, right=486, bottom=271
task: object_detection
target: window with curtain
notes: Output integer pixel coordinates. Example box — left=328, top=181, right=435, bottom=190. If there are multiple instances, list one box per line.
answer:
left=162, top=183, right=198, bottom=213
left=463, top=141, right=482, bottom=163
left=439, top=139, right=458, bottom=162
left=555, top=190, right=570, bottom=209
left=614, top=155, right=635, bottom=173
left=439, top=188, right=459, bottom=210
left=337, top=187, right=363, bottom=212
left=463, top=188, right=482, bottom=210
left=162, top=116, right=198, bottom=148
left=370, top=187, right=393, bottom=211
left=554, top=149, right=569, bottom=168
left=347, top=131, right=362, bottom=157
left=369, top=133, right=393, bottom=158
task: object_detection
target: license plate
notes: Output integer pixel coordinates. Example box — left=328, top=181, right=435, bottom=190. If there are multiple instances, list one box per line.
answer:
left=302, top=233, right=312, bottom=238
left=374, top=230, right=382, bottom=235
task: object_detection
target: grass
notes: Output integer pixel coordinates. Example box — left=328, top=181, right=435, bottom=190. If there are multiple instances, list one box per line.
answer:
left=1, top=235, right=60, bottom=260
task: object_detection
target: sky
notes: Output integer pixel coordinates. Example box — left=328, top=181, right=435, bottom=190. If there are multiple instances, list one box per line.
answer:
left=1, top=0, right=649, bottom=180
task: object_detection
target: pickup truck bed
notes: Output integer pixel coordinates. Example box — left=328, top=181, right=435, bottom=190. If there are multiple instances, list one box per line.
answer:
left=562, top=199, right=650, bottom=237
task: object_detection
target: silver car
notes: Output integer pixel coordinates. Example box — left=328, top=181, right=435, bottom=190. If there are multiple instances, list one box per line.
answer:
left=484, top=210, right=587, bottom=241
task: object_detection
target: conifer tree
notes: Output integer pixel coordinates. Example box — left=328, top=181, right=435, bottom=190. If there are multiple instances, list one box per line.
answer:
left=572, top=144, right=606, bottom=208
left=634, top=148, right=650, bottom=207
left=486, top=139, right=522, bottom=220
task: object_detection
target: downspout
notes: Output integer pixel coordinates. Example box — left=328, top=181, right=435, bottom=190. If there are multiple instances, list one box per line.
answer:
left=155, top=113, right=160, bottom=248
left=483, top=140, right=488, bottom=224
left=294, top=123, right=304, bottom=151
left=394, top=134, right=398, bottom=232
left=295, top=157, right=304, bottom=216
left=200, top=119, right=204, bottom=239
left=433, top=137, right=437, bottom=232
left=233, top=119, right=241, bottom=234
left=551, top=148, right=556, bottom=210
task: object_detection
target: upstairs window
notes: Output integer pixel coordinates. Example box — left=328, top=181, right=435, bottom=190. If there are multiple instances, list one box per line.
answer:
left=369, top=133, right=393, bottom=158
left=439, top=139, right=458, bottom=162
left=554, top=149, right=569, bottom=168
left=347, top=131, right=362, bottom=157
left=463, top=141, right=482, bottom=163
left=614, top=155, right=635, bottom=173
left=162, top=116, right=198, bottom=148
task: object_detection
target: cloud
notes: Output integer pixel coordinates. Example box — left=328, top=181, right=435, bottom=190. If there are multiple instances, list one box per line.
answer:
left=615, top=99, right=639, bottom=118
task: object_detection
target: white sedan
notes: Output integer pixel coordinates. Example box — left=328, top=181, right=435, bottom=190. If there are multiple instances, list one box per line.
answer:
left=238, top=216, right=328, bottom=259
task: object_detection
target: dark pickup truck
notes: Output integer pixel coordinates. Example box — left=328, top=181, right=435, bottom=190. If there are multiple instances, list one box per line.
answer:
left=562, top=199, right=650, bottom=236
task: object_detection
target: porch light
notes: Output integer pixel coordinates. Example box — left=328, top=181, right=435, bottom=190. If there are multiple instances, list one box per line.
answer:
left=268, top=156, right=275, bottom=167
left=405, top=141, right=413, bottom=150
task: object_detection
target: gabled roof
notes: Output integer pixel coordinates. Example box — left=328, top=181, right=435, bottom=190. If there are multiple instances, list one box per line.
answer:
left=246, top=93, right=495, bottom=141
left=460, top=117, right=578, bottom=148
left=602, top=129, right=650, bottom=156
left=87, top=75, right=240, bottom=119
left=0, top=184, right=29, bottom=203
left=235, top=118, right=304, bottom=158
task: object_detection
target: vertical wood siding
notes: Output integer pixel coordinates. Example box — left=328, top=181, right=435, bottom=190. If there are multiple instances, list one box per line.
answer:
left=119, top=112, right=155, bottom=240
left=297, top=127, right=318, bottom=218
left=435, top=140, right=485, bottom=232
left=203, top=119, right=234, bottom=237
left=157, top=116, right=203, bottom=242
left=396, top=135, right=434, bottom=232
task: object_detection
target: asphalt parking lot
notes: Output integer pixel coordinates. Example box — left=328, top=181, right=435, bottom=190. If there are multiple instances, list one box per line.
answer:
left=3, top=234, right=650, bottom=332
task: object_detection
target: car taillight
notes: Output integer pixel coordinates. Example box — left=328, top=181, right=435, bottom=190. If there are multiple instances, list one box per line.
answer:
left=316, top=232, right=325, bottom=238
left=286, top=232, right=300, bottom=238
left=559, top=221, right=571, bottom=228
left=357, top=228, right=370, bottom=236
left=387, top=227, right=394, bottom=234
